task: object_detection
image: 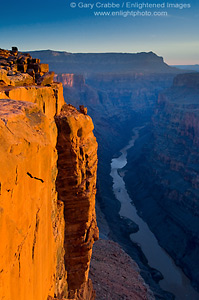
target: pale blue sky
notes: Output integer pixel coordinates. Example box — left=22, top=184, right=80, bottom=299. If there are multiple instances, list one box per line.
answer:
left=0, top=0, right=199, bottom=64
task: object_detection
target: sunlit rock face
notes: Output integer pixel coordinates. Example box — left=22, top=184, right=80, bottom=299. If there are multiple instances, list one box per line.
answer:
left=0, top=99, right=58, bottom=300
left=0, top=48, right=98, bottom=300
left=55, top=104, right=99, bottom=300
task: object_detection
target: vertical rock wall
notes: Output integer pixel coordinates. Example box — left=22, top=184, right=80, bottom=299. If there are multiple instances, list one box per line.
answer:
left=54, top=74, right=85, bottom=89
left=0, top=100, right=57, bottom=300
left=123, top=73, right=199, bottom=289
left=0, top=49, right=99, bottom=300
left=55, top=104, right=99, bottom=300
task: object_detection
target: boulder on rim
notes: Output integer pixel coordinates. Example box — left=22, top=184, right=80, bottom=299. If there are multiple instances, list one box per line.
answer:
left=37, top=71, right=55, bottom=86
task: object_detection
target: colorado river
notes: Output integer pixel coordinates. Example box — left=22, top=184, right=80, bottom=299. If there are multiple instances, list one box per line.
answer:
left=110, top=127, right=199, bottom=300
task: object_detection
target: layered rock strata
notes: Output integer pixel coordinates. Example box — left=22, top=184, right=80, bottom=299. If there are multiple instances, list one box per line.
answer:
left=0, top=48, right=98, bottom=300
left=150, top=73, right=199, bottom=288
left=124, top=73, right=199, bottom=290
left=54, top=74, right=85, bottom=89
left=55, top=104, right=99, bottom=299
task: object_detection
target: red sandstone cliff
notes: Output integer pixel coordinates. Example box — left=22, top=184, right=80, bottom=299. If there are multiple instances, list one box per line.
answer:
left=54, top=74, right=85, bottom=89
left=0, top=48, right=98, bottom=300
left=0, top=99, right=57, bottom=300
left=55, top=104, right=99, bottom=300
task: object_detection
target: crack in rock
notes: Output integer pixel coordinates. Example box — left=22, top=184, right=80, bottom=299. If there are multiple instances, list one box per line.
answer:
left=26, top=172, right=44, bottom=183
left=32, top=209, right=40, bottom=260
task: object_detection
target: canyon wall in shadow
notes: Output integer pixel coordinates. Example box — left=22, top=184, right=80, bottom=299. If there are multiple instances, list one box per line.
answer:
left=124, top=73, right=199, bottom=291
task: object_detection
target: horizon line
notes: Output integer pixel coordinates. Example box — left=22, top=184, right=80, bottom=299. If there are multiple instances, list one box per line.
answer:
left=5, top=47, right=198, bottom=66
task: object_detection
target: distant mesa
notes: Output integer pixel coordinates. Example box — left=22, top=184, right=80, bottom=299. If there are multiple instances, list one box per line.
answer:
left=172, top=64, right=199, bottom=72
left=28, top=49, right=183, bottom=75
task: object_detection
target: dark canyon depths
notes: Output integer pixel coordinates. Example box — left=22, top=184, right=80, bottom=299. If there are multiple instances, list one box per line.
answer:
left=123, top=73, right=199, bottom=291
left=30, top=50, right=199, bottom=299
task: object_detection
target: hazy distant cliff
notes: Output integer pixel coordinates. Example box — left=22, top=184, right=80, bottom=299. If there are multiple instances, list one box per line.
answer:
left=28, top=50, right=182, bottom=74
